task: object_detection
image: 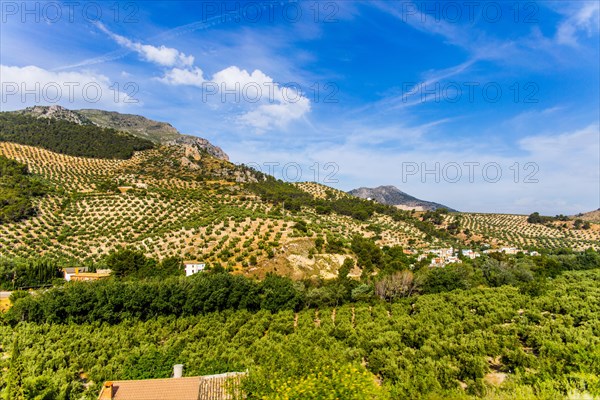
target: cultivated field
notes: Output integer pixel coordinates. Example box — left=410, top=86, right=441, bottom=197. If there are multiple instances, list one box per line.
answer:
left=1, top=141, right=598, bottom=276
left=458, top=213, right=600, bottom=251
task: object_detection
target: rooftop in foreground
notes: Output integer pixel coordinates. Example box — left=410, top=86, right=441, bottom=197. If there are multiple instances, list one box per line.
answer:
left=98, top=371, right=246, bottom=400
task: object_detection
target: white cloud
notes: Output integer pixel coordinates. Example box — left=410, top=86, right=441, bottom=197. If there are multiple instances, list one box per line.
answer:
left=0, top=64, right=136, bottom=109
left=212, top=66, right=311, bottom=130
left=160, top=65, right=311, bottom=131
left=93, top=23, right=311, bottom=131
left=212, top=66, right=272, bottom=90
left=159, top=67, right=205, bottom=87
left=555, top=2, right=600, bottom=46
left=96, top=22, right=194, bottom=67
left=239, top=96, right=311, bottom=131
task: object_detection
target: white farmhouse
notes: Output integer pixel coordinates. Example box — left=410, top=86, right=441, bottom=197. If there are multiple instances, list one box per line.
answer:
left=184, top=261, right=206, bottom=276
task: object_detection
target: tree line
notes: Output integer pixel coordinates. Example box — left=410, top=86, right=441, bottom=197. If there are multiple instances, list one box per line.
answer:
left=0, top=258, right=61, bottom=290
left=4, top=247, right=599, bottom=325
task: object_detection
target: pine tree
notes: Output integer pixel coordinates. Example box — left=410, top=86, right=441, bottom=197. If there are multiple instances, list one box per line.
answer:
left=5, top=336, right=25, bottom=400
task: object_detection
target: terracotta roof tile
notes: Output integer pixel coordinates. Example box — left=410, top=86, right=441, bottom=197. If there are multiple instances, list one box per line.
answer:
left=110, top=377, right=200, bottom=400
left=99, top=372, right=246, bottom=400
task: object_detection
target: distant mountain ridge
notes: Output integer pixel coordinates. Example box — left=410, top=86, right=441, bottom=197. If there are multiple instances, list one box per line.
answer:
left=13, top=106, right=229, bottom=161
left=348, top=185, right=457, bottom=212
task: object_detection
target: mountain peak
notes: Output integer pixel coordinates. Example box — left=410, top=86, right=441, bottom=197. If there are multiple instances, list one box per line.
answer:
left=348, top=185, right=456, bottom=212
left=20, top=105, right=92, bottom=125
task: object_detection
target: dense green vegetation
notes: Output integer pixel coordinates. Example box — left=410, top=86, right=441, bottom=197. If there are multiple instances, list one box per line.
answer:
left=1, top=270, right=599, bottom=399
left=5, top=249, right=599, bottom=326
left=104, top=248, right=183, bottom=279
left=0, top=258, right=62, bottom=290
left=0, top=114, right=154, bottom=159
left=0, top=156, right=46, bottom=224
left=527, top=212, right=590, bottom=230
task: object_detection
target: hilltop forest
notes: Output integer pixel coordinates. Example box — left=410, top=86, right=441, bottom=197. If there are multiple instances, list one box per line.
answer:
left=0, top=114, right=154, bottom=159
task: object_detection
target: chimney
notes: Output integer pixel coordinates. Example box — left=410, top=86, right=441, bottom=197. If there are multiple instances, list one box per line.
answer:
left=99, top=382, right=113, bottom=400
left=173, top=364, right=183, bottom=378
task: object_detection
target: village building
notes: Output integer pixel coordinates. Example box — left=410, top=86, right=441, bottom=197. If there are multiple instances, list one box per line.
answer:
left=430, top=257, right=444, bottom=267
left=184, top=261, right=206, bottom=277
left=62, top=267, right=89, bottom=281
left=461, top=249, right=481, bottom=259
left=98, top=365, right=245, bottom=400
left=70, top=271, right=111, bottom=282
left=500, top=247, right=520, bottom=255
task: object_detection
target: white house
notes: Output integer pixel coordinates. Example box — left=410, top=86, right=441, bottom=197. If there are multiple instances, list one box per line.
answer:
left=62, top=267, right=88, bottom=281
left=461, top=249, right=481, bottom=259
left=184, top=261, right=205, bottom=276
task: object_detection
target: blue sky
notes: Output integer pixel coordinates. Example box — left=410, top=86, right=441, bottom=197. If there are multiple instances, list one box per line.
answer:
left=1, top=1, right=599, bottom=214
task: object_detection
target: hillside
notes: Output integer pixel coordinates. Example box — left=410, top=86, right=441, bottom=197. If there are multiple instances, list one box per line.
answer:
left=13, top=106, right=229, bottom=161
left=349, top=185, right=457, bottom=211
left=0, top=109, right=598, bottom=282
left=0, top=140, right=447, bottom=277
left=575, top=209, right=600, bottom=222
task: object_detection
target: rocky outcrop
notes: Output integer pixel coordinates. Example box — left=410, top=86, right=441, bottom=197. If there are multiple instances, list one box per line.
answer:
left=17, top=105, right=92, bottom=125
left=168, top=135, right=229, bottom=161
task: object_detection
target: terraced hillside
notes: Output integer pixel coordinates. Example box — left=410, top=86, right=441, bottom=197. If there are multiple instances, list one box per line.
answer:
left=0, top=135, right=458, bottom=278
left=0, top=143, right=400, bottom=271
left=456, top=213, right=600, bottom=251
left=0, top=109, right=598, bottom=279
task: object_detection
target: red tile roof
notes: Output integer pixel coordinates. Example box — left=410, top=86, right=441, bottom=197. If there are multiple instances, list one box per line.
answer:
left=98, top=372, right=246, bottom=400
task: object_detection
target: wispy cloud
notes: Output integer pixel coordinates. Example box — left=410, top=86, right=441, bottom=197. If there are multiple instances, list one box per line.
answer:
left=554, top=2, right=600, bottom=46
left=96, top=22, right=194, bottom=67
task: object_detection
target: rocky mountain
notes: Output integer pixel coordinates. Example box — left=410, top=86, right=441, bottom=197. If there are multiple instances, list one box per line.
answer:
left=77, top=108, right=180, bottom=143
left=166, top=135, right=229, bottom=161
left=15, top=105, right=93, bottom=125
left=348, top=185, right=456, bottom=212
left=13, top=106, right=229, bottom=161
